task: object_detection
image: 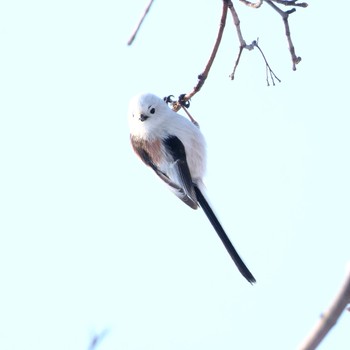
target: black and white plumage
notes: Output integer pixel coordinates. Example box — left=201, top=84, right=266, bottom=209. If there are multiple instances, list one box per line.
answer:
left=128, top=93, right=256, bottom=284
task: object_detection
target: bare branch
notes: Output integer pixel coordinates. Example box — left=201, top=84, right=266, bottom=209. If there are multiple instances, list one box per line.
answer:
left=239, top=0, right=307, bottom=71
left=265, top=0, right=302, bottom=70
left=127, top=0, right=155, bottom=46
left=171, top=0, right=229, bottom=111
left=298, top=264, right=350, bottom=350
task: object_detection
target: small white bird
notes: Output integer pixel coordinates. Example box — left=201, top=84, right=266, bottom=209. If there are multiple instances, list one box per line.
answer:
left=128, top=93, right=256, bottom=284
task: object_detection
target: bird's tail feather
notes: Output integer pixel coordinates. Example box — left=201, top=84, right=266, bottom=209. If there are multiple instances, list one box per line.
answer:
left=194, top=185, right=256, bottom=284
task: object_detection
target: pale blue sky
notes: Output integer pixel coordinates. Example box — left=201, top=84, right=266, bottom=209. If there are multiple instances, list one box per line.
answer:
left=1, top=1, right=349, bottom=349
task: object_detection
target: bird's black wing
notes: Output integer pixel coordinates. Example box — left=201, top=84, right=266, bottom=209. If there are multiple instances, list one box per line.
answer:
left=131, top=135, right=198, bottom=209
left=162, top=135, right=198, bottom=209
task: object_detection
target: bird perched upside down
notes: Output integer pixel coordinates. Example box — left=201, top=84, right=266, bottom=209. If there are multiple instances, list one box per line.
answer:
left=128, top=93, right=256, bottom=284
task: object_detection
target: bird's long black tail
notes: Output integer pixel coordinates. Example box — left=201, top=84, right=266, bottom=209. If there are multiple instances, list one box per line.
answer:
left=194, top=185, right=256, bottom=284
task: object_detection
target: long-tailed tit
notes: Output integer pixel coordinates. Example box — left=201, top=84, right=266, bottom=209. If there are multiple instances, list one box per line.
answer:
left=128, top=93, right=256, bottom=284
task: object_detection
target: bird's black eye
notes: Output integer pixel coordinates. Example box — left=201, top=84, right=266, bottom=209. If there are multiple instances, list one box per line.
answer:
left=150, top=107, right=155, bottom=114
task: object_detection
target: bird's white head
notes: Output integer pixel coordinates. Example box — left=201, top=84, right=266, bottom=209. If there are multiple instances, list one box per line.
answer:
left=128, top=93, right=171, bottom=140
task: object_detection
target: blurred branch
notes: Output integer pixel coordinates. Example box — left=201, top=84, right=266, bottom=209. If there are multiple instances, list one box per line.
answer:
left=271, top=0, right=308, bottom=8
left=87, top=329, right=109, bottom=350
left=239, top=0, right=263, bottom=8
left=127, top=0, right=154, bottom=45
left=298, top=264, right=350, bottom=350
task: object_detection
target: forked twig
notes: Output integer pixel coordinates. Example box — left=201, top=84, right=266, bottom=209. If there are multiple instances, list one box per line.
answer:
left=228, top=1, right=279, bottom=84
left=265, top=0, right=302, bottom=70
left=254, top=40, right=281, bottom=85
left=227, top=0, right=255, bottom=80
left=127, top=0, right=155, bottom=46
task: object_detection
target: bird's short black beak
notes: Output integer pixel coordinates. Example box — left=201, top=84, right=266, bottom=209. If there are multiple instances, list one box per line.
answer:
left=139, top=114, right=149, bottom=122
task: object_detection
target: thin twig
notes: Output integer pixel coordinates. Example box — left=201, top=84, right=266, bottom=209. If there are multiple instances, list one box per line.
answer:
left=265, top=0, right=302, bottom=70
left=181, top=105, right=200, bottom=127
left=127, top=0, right=155, bottom=46
left=254, top=40, right=281, bottom=85
left=230, top=45, right=245, bottom=80
left=298, top=263, right=350, bottom=350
